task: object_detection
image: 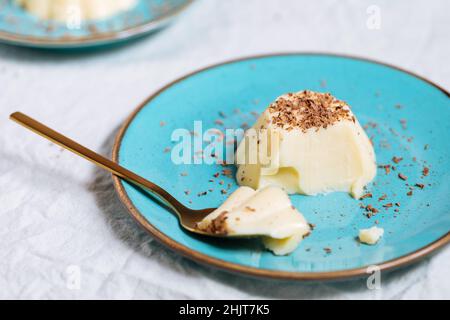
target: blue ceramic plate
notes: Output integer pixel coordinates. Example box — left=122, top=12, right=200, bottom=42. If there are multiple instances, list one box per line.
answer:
left=113, top=54, right=450, bottom=280
left=0, top=0, right=193, bottom=48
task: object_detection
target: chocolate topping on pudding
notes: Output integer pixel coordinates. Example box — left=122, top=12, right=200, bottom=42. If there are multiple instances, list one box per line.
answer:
left=198, top=211, right=229, bottom=235
left=268, top=91, right=353, bottom=131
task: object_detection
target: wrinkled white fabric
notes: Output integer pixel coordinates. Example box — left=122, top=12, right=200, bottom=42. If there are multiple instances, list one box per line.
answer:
left=0, top=0, right=449, bottom=299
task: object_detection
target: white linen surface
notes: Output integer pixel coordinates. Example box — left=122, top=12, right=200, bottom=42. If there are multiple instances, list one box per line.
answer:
left=0, top=0, right=449, bottom=299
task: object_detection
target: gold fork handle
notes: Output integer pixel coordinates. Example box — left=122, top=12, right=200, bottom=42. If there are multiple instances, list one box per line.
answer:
left=10, top=112, right=188, bottom=214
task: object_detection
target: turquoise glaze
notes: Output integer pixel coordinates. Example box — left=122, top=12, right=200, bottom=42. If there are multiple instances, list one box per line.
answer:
left=0, top=0, right=193, bottom=48
left=117, top=54, right=450, bottom=275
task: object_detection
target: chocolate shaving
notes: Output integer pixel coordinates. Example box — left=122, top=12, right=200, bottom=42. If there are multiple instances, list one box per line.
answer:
left=400, top=119, right=407, bottom=129
left=378, top=164, right=391, bottom=174
left=198, top=211, right=229, bottom=235
left=268, top=91, right=353, bottom=132
left=222, top=169, right=233, bottom=176
left=365, top=205, right=379, bottom=214
left=392, top=156, right=403, bottom=164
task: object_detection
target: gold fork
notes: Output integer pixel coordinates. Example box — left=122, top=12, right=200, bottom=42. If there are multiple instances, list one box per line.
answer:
left=10, top=112, right=218, bottom=236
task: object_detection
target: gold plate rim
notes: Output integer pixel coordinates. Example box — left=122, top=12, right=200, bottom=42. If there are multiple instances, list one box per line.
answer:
left=0, top=0, right=194, bottom=47
left=112, top=52, right=450, bottom=281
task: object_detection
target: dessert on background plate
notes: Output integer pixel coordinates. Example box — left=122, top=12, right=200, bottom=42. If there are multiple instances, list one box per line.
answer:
left=236, top=90, right=376, bottom=199
left=0, top=0, right=194, bottom=48
left=15, top=0, right=137, bottom=22
left=197, top=186, right=311, bottom=255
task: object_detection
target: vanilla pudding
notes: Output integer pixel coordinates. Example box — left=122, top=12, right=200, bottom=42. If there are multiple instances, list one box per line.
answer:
left=196, top=186, right=311, bottom=255
left=236, top=91, right=376, bottom=199
left=16, top=0, right=137, bottom=22
left=359, top=226, right=384, bottom=245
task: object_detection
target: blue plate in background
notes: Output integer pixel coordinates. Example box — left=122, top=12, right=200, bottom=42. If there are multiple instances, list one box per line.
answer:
left=113, top=53, right=450, bottom=280
left=0, top=0, right=193, bottom=48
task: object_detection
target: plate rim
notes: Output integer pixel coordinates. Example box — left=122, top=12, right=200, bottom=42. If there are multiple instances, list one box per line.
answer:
left=112, top=52, right=450, bottom=281
left=0, top=0, right=194, bottom=48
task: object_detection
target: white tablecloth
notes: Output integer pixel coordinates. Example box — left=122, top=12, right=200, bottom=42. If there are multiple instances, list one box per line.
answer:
left=1, top=0, right=449, bottom=299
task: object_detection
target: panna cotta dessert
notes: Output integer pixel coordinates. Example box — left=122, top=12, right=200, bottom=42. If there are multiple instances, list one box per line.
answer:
left=196, top=186, right=311, bottom=255
left=15, top=0, right=137, bottom=22
left=359, top=226, right=384, bottom=245
left=236, top=90, right=376, bottom=199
